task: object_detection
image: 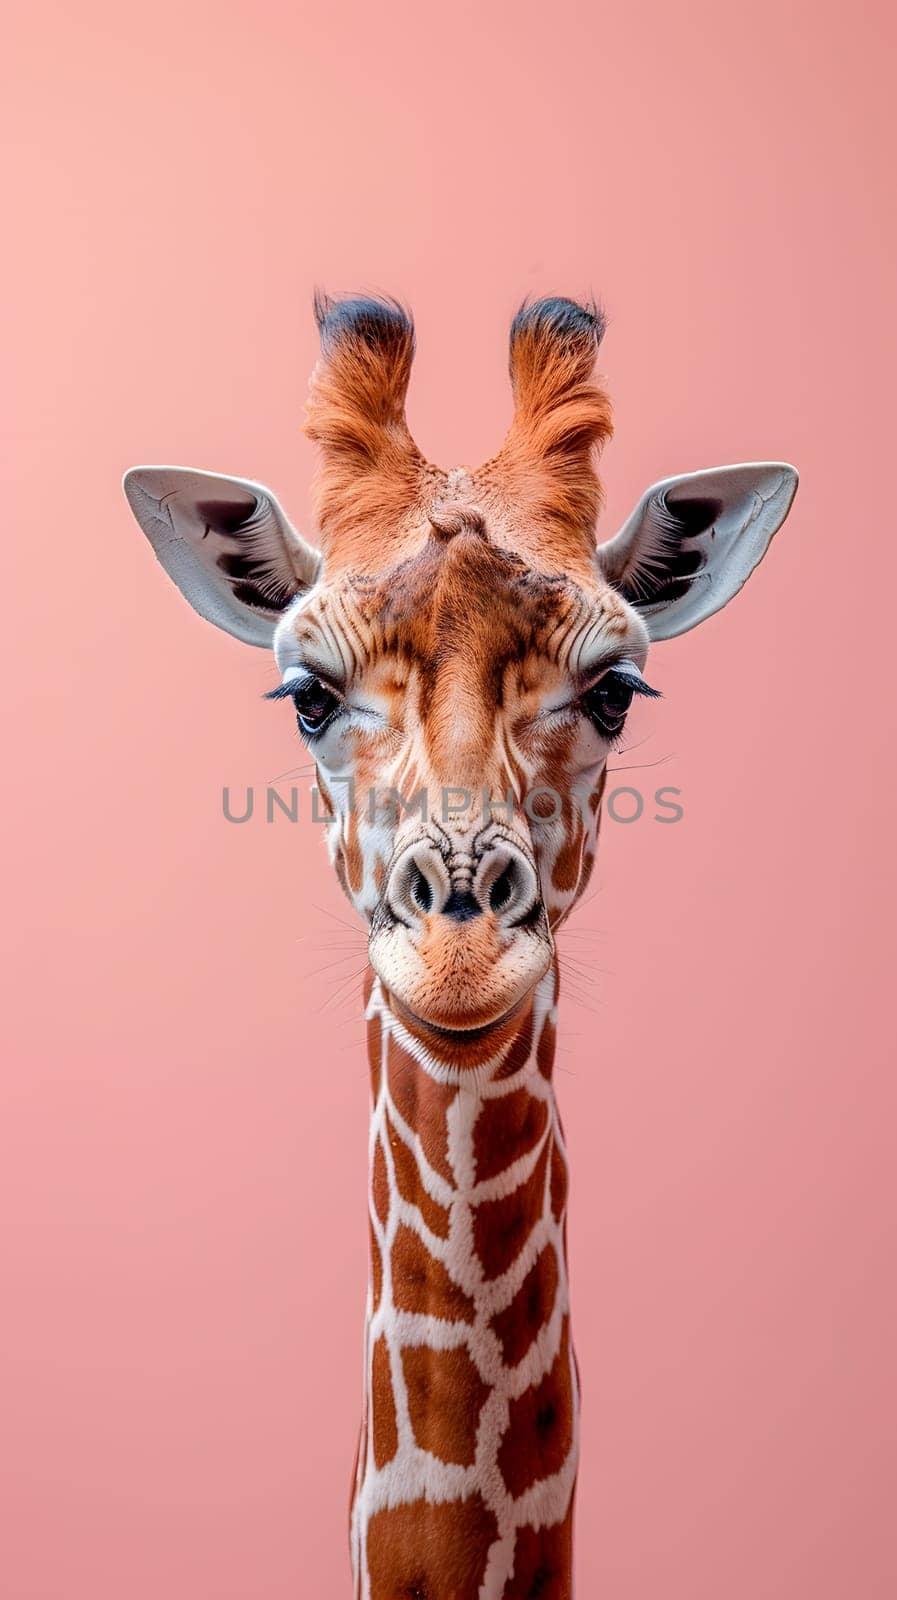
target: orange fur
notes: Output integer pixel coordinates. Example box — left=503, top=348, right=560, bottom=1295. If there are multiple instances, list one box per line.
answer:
left=478, top=298, right=613, bottom=563
left=304, top=295, right=444, bottom=568
left=303, top=294, right=613, bottom=580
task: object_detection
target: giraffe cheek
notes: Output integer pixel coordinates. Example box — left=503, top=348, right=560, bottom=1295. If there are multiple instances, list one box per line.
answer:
left=550, top=824, right=584, bottom=896
left=333, top=846, right=350, bottom=898
left=343, top=818, right=365, bottom=895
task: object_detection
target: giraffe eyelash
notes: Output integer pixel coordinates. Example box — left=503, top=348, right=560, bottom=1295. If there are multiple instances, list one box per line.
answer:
left=264, top=669, right=343, bottom=702
left=579, top=659, right=661, bottom=700
left=264, top=680, right=304, bottom=701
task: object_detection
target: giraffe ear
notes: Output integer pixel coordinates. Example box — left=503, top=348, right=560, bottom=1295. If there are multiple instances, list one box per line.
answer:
left=123, top=466, right=322, bottom=648
left=596, top=463, right=798, bottom=640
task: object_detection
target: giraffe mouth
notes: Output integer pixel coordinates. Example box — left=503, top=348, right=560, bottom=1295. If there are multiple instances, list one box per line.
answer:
left=392, top=993, right=530, bottom=1041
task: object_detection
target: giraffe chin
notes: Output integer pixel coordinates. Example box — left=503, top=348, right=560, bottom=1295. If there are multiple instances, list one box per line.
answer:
left=368, top=920, right=553, bottom=1041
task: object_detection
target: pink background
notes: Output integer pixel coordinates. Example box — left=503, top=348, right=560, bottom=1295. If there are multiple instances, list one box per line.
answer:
left=3, top=2, right=895, bottom=1595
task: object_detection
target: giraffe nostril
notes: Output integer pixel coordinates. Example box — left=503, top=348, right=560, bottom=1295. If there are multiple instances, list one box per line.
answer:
left=409, top=862, right=433, bottom=914
left=477, top=846, right=541, bottom=927
left=386, top=846, right=449, bottom=925
left=489, top=861, right=516, bottom=914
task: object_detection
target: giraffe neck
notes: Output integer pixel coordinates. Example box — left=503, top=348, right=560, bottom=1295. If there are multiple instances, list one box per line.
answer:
left=352, top=957, right=577, bottom=1600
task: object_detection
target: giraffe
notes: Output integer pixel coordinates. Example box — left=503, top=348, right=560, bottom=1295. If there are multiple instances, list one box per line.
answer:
left=123, top=295, right=797, bottom=1598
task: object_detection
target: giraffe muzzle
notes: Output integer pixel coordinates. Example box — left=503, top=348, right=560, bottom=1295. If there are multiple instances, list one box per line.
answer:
left=385, top=837, right=541, bottom=931
left=370, top=832, right=552, bottom=1034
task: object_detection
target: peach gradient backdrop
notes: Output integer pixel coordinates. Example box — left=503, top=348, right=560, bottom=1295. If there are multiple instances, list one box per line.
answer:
left=3, top=1, right=896, bottom=1595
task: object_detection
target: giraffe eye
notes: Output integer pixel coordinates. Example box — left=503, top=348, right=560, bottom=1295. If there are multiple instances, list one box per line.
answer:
left=291, top=675, right=341, bottom=736
left=582, top=663, right=660, bottom=740
left=264, top=669, right=345, bottom=737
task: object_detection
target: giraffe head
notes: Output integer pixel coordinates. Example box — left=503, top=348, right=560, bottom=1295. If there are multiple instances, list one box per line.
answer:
left=125, top=295, right=796, bottom=1040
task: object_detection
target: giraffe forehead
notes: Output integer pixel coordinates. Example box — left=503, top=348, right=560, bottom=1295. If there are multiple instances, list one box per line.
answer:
left=298, top=532, right=630, bottom=679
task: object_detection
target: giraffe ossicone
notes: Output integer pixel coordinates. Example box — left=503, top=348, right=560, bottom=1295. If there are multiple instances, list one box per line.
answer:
left=124, top=294, right=797, bottom=1598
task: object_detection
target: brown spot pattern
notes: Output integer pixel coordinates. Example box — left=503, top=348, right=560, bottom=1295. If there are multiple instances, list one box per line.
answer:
left=387, top=1037, right=456, bottom=1185
left=490, top=1244, right=559, bottom=1368
left=494, top=1006, right=535, bottom=1080
left=536, top=1017, right=556, bottom=1079
left=367, top=1010, right=382, bottom=1101
left=498, top=1319, right=573, bottom=1499
left=549, top=1137, right=568, bottom=1224
left=367, top=1494, right=498, bottom=1600
left=343, top=813, right=364, bottom=894
left=401, top=1344, right=490, bottom=1466
left=371, top=1337, right=398, bottom=1469
left=473, top=1142, right=549, bottom=1281
left=386, top=1111, right=451, bottom=1239
left=473, top=1089, right=548, bottom=1184
left=372, top=1136, right=390, bottom=1225
left=551, top=825, right=583, bottom=893
left=370, top=1222, right=382, bottom=1312
left=504, top=1503, right=574, bottom=1598
left=391, top=1224, right=475, bottom=1323
left=576, top=847, right=596, bottom=899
